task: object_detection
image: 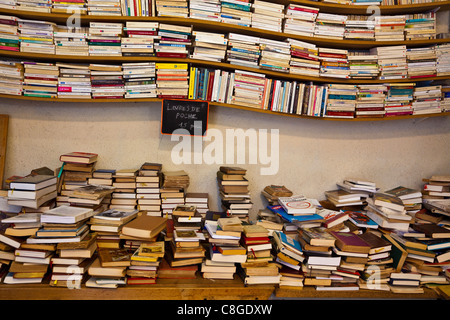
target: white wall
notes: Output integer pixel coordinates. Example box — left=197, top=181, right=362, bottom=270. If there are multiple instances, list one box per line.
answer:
left=1, top=98, right=449, bottom=221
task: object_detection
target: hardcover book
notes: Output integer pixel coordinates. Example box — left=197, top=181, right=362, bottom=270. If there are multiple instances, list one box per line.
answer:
left=330, top=231, right=371, bottom=254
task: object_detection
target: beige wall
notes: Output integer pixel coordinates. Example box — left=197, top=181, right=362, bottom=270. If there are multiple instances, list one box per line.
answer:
left=0, top=98, right=449, bottom=221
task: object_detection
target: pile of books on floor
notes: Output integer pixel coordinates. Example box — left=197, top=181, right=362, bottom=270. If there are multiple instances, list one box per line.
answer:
left=121, top=22, right=158, bottom=56
left=348, top=50, right=379, bottom=79
left=136, top=162, right=162, bottom=216
left=189, top=0, right=221, bottom=22
left=0, top=15, right=19, bottom=52
left=226, top=33, right=261, bottom=68
left=89, top=64, right=124, bottom=99
left=372, top=45, right=407, bottom=80
left=155, top=63, right=189, bottom=99
left=156, top=24, right=191, bottom=58
left=18, top=19, right=55, bottom=54
left=219, top=0, right=252, bottom=26
left=156, top=0, right=188, bottom=17
left=22, top=62, right=59, bottom=98
left=412, top=85, right=442, bottom=115
left=314, top=13, right=347, bottom=40
left=406, top=46, right=436, bottom=79
left=283, top=4, right=318, bottom=37
left=0, top=59, right=23, bottom=96
left=288, top=39, right=320, bottom=77
left=355, top=84, right=387, bottom=118
left=54, top=25, right=89, bottom=56
left=57, top=63, right=92, bottom=99
left=87, top=0, right=122, bottom=16
left=374, top=15, right=406, bottom=41
left=191, top=31, right=227, bottom=62
left=122, top=62, right=157, bottom=99
left=88, top=22, right=123, bottom=56
left=344, top=15, right=375, bottom=40
left=250, top=0, right=285, bottom=33
left=404, top=12, right=436, bottom=40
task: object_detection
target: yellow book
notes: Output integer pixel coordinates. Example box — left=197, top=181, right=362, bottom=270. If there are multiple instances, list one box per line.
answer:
left=156, top=63, right=188, bottom=69
left=188, top=66, right=196, bottom=99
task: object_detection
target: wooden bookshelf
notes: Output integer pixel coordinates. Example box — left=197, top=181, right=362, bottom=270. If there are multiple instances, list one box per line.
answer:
left=0, top=9, right=448, bottom=49
left=2, top=94, right=449, bottom=122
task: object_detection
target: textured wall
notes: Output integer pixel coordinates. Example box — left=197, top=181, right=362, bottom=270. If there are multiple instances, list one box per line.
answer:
left=0, top=99, right=449, bottom=221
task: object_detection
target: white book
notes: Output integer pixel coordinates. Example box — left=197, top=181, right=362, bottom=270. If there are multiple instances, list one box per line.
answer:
left=40, top=205, right=94, bottom=224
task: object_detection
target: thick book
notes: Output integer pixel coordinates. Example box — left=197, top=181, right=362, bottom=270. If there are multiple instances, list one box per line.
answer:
left=98, top=248, right=131, bottom=267
left=121, top=214, right=167, bottom=239
left=384, top=186, right=422, bottom=200
left=373, top=192, right=404, bottom=211
left=278, top=195, right=317, bottom=215
left=41, top=206, right=94, bottom=224
left=9, top=175, right=57, bottom=191
left=59, top=152, right=98, bottom=164
left=358, top=232, right=392, bottom=255
left=329, top=231, right=371, bottom=254
left=412, top=223, right=450, bottom=239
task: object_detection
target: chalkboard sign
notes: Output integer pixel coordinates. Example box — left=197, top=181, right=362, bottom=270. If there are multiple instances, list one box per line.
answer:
left=161, top=99, right=209, bottom=136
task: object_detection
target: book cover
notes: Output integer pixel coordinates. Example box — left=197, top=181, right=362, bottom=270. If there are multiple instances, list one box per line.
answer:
left=330, top=231, right=371, bottom=254
left=59, top=152, right=98, bottom=164
left=278, top=195, right=316, bottom=215
left=121, top=214, right=167, bottom=239
left=9, top=175, right=57, bottom=191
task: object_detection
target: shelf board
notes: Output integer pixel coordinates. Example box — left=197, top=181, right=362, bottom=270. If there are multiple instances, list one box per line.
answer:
left=0, top=8, right=449, bottom=49
left=2, top=50, right=450, bottom=84
left=2, top=94, right=449, bottom=122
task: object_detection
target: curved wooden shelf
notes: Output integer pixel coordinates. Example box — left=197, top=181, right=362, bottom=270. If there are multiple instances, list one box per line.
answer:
left=2, top=50, right=450, bottom=84
left=1, top=9, right=449, bottom=49
left=2, top=94, right=449, bottom=122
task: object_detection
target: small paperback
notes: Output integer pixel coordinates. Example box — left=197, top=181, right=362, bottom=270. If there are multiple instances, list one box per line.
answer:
left=278, top=195, right=317, bottom=215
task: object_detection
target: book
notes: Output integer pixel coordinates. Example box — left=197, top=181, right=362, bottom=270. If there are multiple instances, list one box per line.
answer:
left=59, top=152, right=98, bottom=164
left=412, top=223, right=450, bottom=239
left=40, top=206, right=94, bottom=224
left=9, top=175, right=57, bottom=191
left=121, top=214, right=167, bottom=239
left=330, top=231, right=371, bottom=254
left=278, top=195, right=317, bottom=215
left=373, top=192, right=405, bottom=211
left=98, top=248, right=131, bottom=267
left=298, top=227, right=336, bottom=247
left=315, top=208, right=349, bottom=228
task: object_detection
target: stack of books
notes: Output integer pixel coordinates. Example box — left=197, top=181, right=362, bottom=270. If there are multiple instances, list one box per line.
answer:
left=384, top=83, right=415, bottom=116
left=191, top=31, right=227, bottom=62
left=0, top=14, right=19, bottom=52
left=22, top=62, right=59, bottom=98
left=219, top=0, right=252, bottom=27
left=127, top=242, right=164, bottom=285
left=318, top=47, right=350, bottom=79
left=53, top=26, right=89, bottom=56
left=155, top=63, right=189, bottom=99
left=156, top=0, right=188, bottom=17
left=185, top=192, right=209, bottom=216
left=388, top=271, right=424, bottom=294
left=283, top=4, right=318, bottom=37
left=385, top=185, right=423, bottom=214
left=273, top=231, right=304, bottom=288
left=355, top=84, right=387, bottom=118
left=258, top=38, right=290, bottom=73
left=374, top=15, right=406, bottom=41
left=65, top=183, right=114, bottom=210
left=344, top=15, right=375, bottom=40
left=348, top=50, right=379, bottom=79
left=406, top=46, right=437, bottom=79
left=7, top=175, right=57, bottom=210
left=136, top=162, right=162, bottom=216
left=87, top=170, right=115, bottom=199
left=18, top=19, right=55, bottom=54
left=336, top=179, right=378, bottom=195
left=189, top=0, right=221, bottom=22
left=314, top=13, right=347, bottom=40
left=436, top=43, right=450, bottom=76
left=323, top=84, right=357, bottom=119
left=110, top=169, right=138, bottom=211
left=17, top=0, right=52, bottom=12
left=366, top=193, right=412, bottom=232
left=226, top=33, right=261, bottom=68
left=122, top=62, right=157, bottom=99
left=122, top=22, right=158, bottom=56
left=324, top=189, right=368, bottom=208
left=372, top=45, right=407, bottom=80
left=56, top=63, right=92, bottom=99
left=412, top=85, right=442, bottom=115
left=404, top=12, right=436, bottom=40
left=120, top=0, right=152, bottom=16
left=288, top=39, right=320, bottom=77
left=230, top=70, right=266, bottom=109
left=87, top=0, right=122, bottom=15
left=89, top=64, right=124, bottom=99
left=52, top=0, right=87, bottom=14
left=217, top=166, right=252, bottom=220
left=0, top=59, right=23, bottom=96
left=422, top=174, right=450, bottom=203
left=88, top=22, right=123, bottom=56
left=161, top=187, right=185, bottom=217
left=251, top=0, right=285, bottom=33
left=156, top=24, right=191, bottom=58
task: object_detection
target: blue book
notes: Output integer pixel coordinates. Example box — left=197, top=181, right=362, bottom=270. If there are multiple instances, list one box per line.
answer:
left=276, top=231, right=303, bottom=253
left=267, top=205, right=323, bottom=224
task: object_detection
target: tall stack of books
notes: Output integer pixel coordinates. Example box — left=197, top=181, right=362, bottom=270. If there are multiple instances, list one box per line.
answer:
left=272, top=231, right=304, bottom=288
left=348, top=50, right=379, bottom=79
left=155, top=63, right=189, bottom=99
left=226, top=33, right=261, bottom=68
left=191, top=31, right=227, bottom=62
left=51, top=0, right=87, bottom=14
left=189, top=0, right=221, bottom=22
left=323, top=84, right=357, bottom=119
left=0, top=14, right=19, bottom=52
left=372, top=45, right=407, bottom=80
left=122, top=22, right=158, bottom=56
left=318, top=47, right=350, bottom=79
left=127, top=241, right=164, bottom=285
left=436, top=43, right=450, bottom=76
left=122, top=62, right=157, bottom=99
left=56, top=63, right=91, bottom=99
left=412, top=85, right=442, bottom=115
left=161, top=170, right=189, bottom=217
left=230, top=70, right=266, bottom=109
left=355, top=84, right=387, bottom=118
left=314, top=13, right=347, bottom=40
left=16, top=0, right=52, bottom=12
left=22, top=62, right=59, bottom=98
left=219, top=0, right=252, bottom=27
left=156, top=24, right=191, bottom=58
left=344, top=15, right=375, bottom=40
left=374, top=15, right=406, bottom=41
left=404, top=12, right=436, bottom=40
left=136, top=163, right=162, bottom=216
left=258, top=38, right=290, bottom=73
left=156, top=0, right=188, bottom=17
left=406, top=46, right=436, bottom=79
left=89, top=64, right=124, bottom=99
left=283, top=4, right=318, bottom=37
left=7, top=175, right=57, bottom=210
left=288, top=39, right=319, bottom=77
left=0, top=59, right=23, bottom=96
left=384, top=83, right=415, bottom=116
left=88, top=22, right=123, bottom=56
left=87, top=0, right=121, bottom=15
left=18, top=19, right=55, bottom=54
left=54, top=26, right=89, bottom=56
left=110, top=169, right=138, bottom=211
left=217, top=166, right=252, bottom=221
left=250, top=0, right=285, bottom=33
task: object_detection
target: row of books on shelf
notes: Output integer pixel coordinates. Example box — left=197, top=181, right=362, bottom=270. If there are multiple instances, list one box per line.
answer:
left=0, top=59, right=448, bottom=118
left=0, top=155, right=449, bottom=293
left=0, top=2, right=439, bottom=41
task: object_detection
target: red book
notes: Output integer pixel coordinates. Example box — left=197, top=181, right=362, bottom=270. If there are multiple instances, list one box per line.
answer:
left=156, top=52, right=188, bottom=58
left=241, top=234, right=270, bottom=245
left=330, top=231, right=371, bottom=254
left=157, top=95, right=188, bottom=99
left=126, top=31, right=157, bottom=35
left=59, top=152, right=98, bottom=164
left=206, top=71, right=215, bottom=102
